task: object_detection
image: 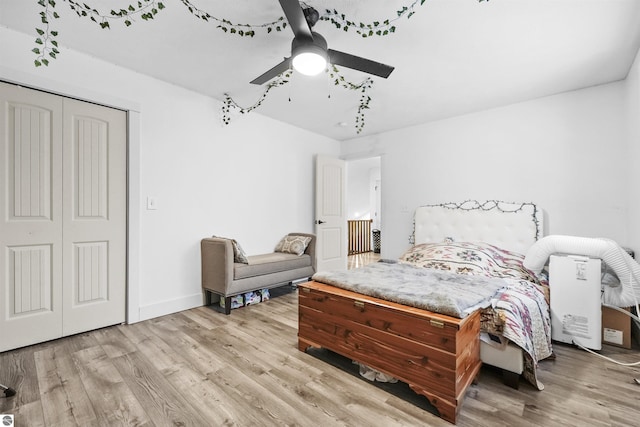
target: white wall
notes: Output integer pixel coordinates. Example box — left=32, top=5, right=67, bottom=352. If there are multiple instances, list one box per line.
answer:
left=625, top=48, right=640, bottom=255
left=0, top=27, right=340, bottom=321
left=342, top=81, right=630, bottom=259
left=346, top=157, right=380, bottom=220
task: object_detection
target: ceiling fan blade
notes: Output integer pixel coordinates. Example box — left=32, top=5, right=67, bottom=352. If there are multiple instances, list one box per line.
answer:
left=279, top=0, right=313, bottom=39
left=328, top=49, right=395, bottom=79
left=250, top=58, right=291, bottom=85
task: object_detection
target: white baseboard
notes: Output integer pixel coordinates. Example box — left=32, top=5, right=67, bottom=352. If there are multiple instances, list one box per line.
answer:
left=137, top=292, right=204, bottom=322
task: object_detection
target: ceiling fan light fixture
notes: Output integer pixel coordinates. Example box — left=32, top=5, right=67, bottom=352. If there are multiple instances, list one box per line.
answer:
left=250, top=3, right=394, bottom=85
left=292, top=42, right=328, bottom=76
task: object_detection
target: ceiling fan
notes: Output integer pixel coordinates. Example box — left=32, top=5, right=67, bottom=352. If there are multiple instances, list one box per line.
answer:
left=250, top=0, right=395, bottom=85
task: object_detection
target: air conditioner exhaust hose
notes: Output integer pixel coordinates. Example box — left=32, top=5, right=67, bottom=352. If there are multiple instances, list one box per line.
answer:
left=523, top=235, right=640, bottom=308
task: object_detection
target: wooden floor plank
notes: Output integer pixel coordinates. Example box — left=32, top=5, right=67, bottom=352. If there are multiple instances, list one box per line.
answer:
left=91, top=326, right=139, bottom=359
left=144, top=316, right=231, bottom=377
left=0, top=346, right=41, bottom=413
left=110, top=351, right=211, bottom=427
left=113, top=320, right=261, bottom=425
left=7, top=400, right=46, bottom=427
left=34, top=346, right=88, bottom=427
left=72, top=345, right=153, bottom=426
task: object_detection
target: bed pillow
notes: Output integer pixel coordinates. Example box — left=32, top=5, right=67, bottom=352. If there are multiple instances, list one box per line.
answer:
left=398, top=241, right=541, bottom=285
left=275, top=235, right=311, bottom=256
left=212, top=235, right=249, bottom=264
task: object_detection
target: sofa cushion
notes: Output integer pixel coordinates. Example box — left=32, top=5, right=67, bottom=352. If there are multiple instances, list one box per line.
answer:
left=274, top=235, right=312, bottom=256
left=234, top=253, right=312, bottom=279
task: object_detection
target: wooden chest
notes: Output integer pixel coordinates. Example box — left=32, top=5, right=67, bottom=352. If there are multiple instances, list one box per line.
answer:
left=298, top=281, right=481, bottom=424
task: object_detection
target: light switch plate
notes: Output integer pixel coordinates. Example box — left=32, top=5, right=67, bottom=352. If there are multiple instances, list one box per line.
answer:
left=147, top=196, right=158, bottom=210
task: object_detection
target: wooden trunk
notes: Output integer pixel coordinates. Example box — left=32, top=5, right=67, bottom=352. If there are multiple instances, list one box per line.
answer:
left=297, top=281, right=481, bottom=424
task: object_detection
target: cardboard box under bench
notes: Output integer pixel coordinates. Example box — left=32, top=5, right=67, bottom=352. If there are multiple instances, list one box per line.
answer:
left=297, top=281, right=481, bottom=424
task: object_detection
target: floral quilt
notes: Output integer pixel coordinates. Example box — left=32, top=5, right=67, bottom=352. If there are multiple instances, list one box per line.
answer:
left=398, top=241, right=553, bottom=390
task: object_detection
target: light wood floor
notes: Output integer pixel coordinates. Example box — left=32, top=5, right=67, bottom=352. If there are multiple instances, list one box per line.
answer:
left=348, top=252, right=381, bottom=269
left=2, top=289, right=640, bottom=426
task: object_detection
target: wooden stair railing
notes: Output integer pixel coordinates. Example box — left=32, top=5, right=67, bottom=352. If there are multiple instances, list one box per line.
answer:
left=348, top=219, right=373, bottom=255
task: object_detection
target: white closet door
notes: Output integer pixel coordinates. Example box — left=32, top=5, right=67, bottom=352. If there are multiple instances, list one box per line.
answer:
left=62, top=98, right=126, bottom=335
left=0, top=83, right=64, bottom=352
left=0, top=83, right=127, bottom=352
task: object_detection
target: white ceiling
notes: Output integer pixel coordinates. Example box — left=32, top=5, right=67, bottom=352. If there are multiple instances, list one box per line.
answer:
left=2, top=0, right=640, bottom=141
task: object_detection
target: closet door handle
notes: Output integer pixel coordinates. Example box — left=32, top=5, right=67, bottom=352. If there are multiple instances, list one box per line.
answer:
left=316, top=220, right=326, bottom=224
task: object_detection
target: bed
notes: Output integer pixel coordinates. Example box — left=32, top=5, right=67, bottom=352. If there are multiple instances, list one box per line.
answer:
left=297, top=200, right=552, bottom=424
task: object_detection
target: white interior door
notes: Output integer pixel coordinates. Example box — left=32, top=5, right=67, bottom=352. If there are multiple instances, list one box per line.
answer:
left=62, top=98, right=126, bottom=335
left=315, top=155, right=347, bottom=272
left=0, top=82, right=126, bottom=352
left=0, top=84, right=64, bottom=351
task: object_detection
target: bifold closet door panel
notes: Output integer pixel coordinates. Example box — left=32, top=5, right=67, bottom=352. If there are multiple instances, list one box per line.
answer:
left=0, top=82, right=64, bottom=352
left=0, top=82, right=127, bottom=352
left=62, top=98, right=126, bottom=335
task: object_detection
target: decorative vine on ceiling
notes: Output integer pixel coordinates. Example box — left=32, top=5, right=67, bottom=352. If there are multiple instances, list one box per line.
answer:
left=222, top=66, right=374, bottom=134
left=329, top=66, right=374, bottom=134
left=32, top=0, right=487, bottom=133
left=222, top=70, right=293, bottom=126
left=32, top=0, right=456, bottom=65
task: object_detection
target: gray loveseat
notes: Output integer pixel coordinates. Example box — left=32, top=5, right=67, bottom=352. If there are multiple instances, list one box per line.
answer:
left=201, top=233, right=316, bottom=314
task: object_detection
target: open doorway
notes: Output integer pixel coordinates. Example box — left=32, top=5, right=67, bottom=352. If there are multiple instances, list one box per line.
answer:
left=346, top=157, right=381, bottom=269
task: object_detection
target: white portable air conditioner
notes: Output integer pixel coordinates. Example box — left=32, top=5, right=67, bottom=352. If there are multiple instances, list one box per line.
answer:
left=549, top=255, right=602, bottom=350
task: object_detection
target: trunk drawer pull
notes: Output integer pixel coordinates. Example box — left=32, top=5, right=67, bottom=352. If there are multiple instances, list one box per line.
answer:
left=430, top=319, right=444, bottom=328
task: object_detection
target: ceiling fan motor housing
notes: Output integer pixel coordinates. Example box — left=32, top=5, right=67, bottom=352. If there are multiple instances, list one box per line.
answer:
left=290, top=32, right=329, bottom=75
left=291, top=32, right=328, bottom=58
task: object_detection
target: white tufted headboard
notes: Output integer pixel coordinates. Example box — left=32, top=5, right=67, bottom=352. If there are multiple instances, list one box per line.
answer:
left=413, top=200, right=543, bottom=255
